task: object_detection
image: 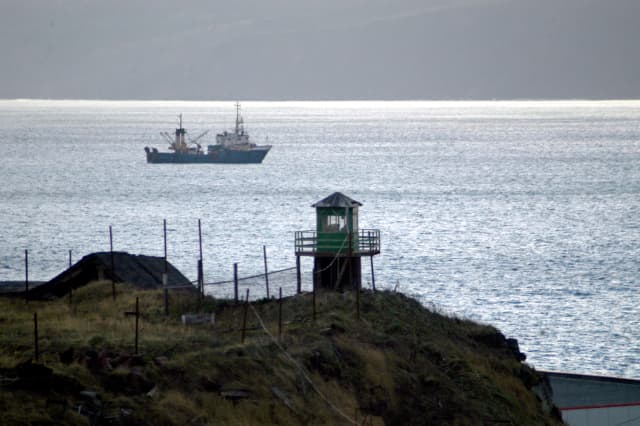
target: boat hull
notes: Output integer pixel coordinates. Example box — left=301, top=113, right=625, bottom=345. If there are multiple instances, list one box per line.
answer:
left=145, top=146, right=270, bottom=164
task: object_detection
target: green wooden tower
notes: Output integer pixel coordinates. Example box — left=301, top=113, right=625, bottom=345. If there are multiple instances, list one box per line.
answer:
left=295, top=192, right=380, bottom=290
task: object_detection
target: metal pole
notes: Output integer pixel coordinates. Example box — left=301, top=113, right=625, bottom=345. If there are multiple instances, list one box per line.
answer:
left=69, top=249, right=72, bottom=268
left=24, top=249, right=29, bottom=302
left=263, top=245, right=270, bottom=298
left=234, top=263, right=239, bottom=303
left=241, top=288, right=249, bottom=343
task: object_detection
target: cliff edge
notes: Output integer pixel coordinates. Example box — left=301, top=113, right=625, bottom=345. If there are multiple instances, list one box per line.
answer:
left=0, top=282, right=561, bottom=425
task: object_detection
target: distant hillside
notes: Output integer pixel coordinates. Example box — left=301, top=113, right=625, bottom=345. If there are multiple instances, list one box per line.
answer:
left=0, top=281, right=561, bottom=424
left=1, top=0, right=639, bottom=100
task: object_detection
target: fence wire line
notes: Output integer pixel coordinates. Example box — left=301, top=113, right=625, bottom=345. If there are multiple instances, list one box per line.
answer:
left=213, top=269, right=312, bottom=301
left=159, top=266, right=298, bottom=290
left=200, top=237, right=354, bottom=299
left=112, top=234, right=356, bottom=291
left=203, top=266, right=297, bottom=287
left=249, top=304, right=358, bottom=425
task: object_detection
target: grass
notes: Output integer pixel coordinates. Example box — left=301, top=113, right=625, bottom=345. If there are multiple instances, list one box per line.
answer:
left=0, top=280, right=562, bottom=425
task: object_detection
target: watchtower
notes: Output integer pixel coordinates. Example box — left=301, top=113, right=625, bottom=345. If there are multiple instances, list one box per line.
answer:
left=294, top=192, right=380, bottom=290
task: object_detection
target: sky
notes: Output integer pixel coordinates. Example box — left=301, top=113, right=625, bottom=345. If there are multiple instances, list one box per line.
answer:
left=1, top=0, right=639, bottom=100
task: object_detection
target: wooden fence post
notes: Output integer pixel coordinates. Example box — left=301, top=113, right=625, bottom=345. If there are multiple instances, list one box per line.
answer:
left=197, top=259, right=203, bottom=300
left=125, top=297, right=140, bottom=354
left=241, top=289, right=250, bottom=343
left=24, top=249, right=29, bottom=302
left=198, top=219, right=204, bottom=299
left=234, top=263, right=239, bottom=303
left=263, top=245, right=270, bottom=299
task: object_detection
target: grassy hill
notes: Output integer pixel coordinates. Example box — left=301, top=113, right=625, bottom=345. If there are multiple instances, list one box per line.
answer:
left=0, top=281, right=561, bottom=425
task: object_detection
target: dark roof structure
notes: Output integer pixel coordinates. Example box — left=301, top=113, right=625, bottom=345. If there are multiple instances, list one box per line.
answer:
left=21, top=252, right=194, bottom=300
left=311, top=192, right=362, bottom=208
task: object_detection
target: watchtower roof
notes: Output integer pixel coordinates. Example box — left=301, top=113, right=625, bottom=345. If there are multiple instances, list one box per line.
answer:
left=312, top=192, right=362, bottom=208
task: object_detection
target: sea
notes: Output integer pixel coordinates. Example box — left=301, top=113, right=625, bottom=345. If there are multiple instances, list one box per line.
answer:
left=1, top=99, right=639, bottom=378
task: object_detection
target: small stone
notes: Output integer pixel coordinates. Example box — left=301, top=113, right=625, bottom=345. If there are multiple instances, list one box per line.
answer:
left=146, top=385, right=159, bottom=398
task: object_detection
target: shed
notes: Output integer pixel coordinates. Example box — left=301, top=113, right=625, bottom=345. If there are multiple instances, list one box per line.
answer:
left=24, top=251, right=193, bottom=300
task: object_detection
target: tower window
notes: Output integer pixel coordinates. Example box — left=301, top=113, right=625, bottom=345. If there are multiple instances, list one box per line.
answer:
left=324, top=215, right=346, bottom=232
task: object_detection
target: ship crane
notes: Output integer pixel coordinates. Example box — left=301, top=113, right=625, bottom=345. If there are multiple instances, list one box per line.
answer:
left=160, top=131, right=174, bottom=146
left=188, top=129, right=210, bottom=147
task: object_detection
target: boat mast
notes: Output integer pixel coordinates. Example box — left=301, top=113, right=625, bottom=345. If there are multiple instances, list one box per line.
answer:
left=235, top=101, right=244, bottom=135
left=175, top=113, right=186, bottom=151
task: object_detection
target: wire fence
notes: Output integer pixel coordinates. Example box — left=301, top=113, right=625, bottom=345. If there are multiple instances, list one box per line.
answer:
left=160, top=266, right=313, bottom=301
left=203, top=267, right=314, bottom=301
left=163, top=254, right=377, bottom=302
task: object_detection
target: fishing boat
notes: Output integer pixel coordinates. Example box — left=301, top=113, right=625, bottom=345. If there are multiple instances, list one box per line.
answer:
left=144, top=103, right=271, bottom=164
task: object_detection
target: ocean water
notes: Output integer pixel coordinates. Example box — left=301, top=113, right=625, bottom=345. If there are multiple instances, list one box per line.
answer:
left=1, top=99, right=639, bottom=378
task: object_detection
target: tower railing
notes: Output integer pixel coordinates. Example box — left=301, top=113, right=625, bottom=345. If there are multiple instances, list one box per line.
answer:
left=294, top=229, right=380, bottom=256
